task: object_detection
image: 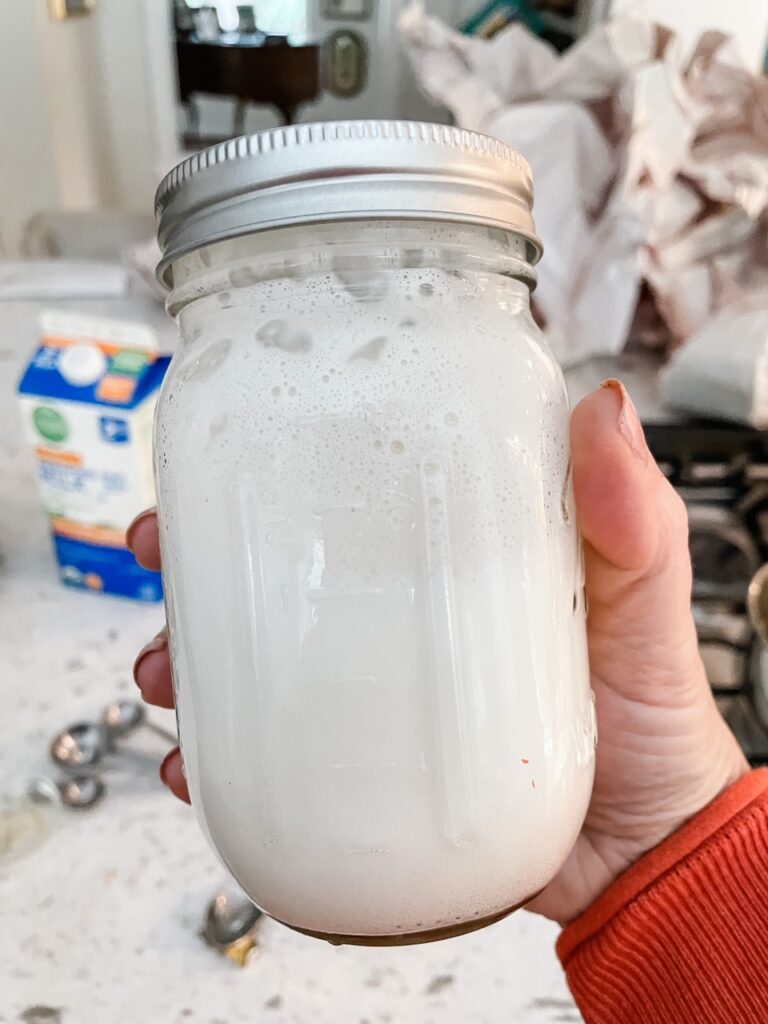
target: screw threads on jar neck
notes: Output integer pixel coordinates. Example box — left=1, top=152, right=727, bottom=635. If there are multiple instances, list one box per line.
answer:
left=166, top=220, right=537, bottom=319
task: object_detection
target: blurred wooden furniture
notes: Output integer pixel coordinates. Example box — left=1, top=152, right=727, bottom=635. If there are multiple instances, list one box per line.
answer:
left=176, top=36, right=321, bottom=143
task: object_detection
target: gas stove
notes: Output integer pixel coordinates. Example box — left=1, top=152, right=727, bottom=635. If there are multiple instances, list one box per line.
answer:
left=645, top=420, right=768, bottom=766
left=566, top=353, right=768, bottom=767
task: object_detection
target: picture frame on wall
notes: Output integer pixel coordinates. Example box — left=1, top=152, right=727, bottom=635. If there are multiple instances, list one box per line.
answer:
left=48, top=0, right=96, bottom=20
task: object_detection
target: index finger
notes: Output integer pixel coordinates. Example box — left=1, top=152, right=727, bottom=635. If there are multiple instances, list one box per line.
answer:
left=127, top=508, right=161, bottom=571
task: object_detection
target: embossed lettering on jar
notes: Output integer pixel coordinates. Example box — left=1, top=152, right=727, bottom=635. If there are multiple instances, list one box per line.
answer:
left=154, top=121, right=595, bottom=945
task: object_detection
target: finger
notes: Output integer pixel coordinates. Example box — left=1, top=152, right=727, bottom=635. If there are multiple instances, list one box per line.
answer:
left=160, top=747, right=190, bottom=803
left=133, top=628, right=175, bottom=709
left=571, top=379, right=703, bottom=695
left=571, top=378, right=691, bottom=579
left=127, top=508, right=161, bottom=571
left=571, top=379, right=668, bottom=572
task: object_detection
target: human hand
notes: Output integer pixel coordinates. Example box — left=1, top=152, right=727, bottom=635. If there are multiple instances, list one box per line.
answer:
left=527, top=380, right=748, bottom=923
left=128, top=379, right=749, bottom=925
left=127, top=514, right=190, bottom=804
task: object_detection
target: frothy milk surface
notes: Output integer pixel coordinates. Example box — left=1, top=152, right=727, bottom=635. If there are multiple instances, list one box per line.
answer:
left=156, top=249, right=595, bottom=939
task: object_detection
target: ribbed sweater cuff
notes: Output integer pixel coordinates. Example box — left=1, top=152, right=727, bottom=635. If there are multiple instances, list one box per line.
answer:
left=557, top=769, right=768, bottom=1024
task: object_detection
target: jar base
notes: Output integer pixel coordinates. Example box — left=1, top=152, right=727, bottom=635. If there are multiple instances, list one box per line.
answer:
left=279, top=890, right=542, bottom=947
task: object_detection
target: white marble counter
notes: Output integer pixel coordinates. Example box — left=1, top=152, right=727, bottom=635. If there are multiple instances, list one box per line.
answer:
left=0, top=300, right=581, bottom=1024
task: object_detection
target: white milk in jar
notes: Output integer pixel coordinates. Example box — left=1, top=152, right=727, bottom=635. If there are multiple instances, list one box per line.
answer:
left=154, top=122, right=596, bottom=944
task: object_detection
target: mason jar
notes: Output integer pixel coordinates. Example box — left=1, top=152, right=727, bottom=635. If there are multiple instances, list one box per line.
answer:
left=154, top=121, right=595, bottom=945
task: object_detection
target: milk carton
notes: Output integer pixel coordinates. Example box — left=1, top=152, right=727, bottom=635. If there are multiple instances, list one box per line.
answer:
left=17, top=310, right=170, bottom=601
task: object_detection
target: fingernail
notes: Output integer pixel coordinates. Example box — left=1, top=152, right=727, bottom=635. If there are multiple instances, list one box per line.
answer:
left=159, top=749, right=177, bottom=787
left=126, top=507, right=157, bottom=551
left=133, top=630, right=168, bottom=682
left=601, top=379, right=648, bottom=466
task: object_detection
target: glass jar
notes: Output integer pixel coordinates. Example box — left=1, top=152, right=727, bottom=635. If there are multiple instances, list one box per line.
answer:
left=155, top=122, right=595, bottom=945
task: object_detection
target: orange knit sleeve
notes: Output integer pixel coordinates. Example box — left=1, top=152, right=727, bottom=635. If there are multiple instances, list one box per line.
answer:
left=558, top=769, right=768, bottom=1024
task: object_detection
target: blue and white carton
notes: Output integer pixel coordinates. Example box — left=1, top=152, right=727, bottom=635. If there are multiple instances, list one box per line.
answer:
left=17, top=310, right=170, bottom=601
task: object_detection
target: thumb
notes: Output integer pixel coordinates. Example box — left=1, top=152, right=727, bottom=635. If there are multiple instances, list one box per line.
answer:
left=571, top=380, right=704, bottom=700
left=572, top=379, right=677, bottom=573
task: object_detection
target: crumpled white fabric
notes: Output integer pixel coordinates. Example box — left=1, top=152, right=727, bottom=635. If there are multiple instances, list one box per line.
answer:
left=399, top=1, right=768, bottom=367
left=660, top=292, right=768, bottom=427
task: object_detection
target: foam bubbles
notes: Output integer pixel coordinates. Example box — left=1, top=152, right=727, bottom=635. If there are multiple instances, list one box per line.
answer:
left=349, top=336, right=388, bottom=362
left=334, top=265, right=389, bottom=303
left=256, top=319, right=311, bottom=353
left=189, top=338, right=232, bottom=382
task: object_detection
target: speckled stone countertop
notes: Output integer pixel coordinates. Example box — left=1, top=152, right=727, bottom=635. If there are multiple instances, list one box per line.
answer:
left=0, top=299, right=584, bottom=1024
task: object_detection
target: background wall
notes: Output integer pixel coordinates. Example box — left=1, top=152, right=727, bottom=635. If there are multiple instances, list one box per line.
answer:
left=0, top=1, right=88, bottom=255
left=91, top=0, right=180, bottom=208
left=0, top=0, right=177, bottom=256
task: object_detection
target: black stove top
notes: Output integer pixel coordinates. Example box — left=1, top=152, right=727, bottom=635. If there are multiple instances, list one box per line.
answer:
left=565, top=352, right=768, bottom=764
left=645, top=420, right=768, bottom=766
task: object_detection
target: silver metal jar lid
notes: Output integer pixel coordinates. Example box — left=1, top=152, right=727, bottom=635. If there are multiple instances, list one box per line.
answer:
left=155, top=120, right=541, bottom=287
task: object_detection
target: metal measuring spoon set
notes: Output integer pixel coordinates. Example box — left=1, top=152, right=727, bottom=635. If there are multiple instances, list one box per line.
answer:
left=29, top=700, right=262, bottom=961
left=31, top=699, right=177, bottom=810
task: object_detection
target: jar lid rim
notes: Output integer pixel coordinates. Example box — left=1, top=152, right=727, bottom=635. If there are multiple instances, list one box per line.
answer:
left=155, top=120, right=541, bottom=288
